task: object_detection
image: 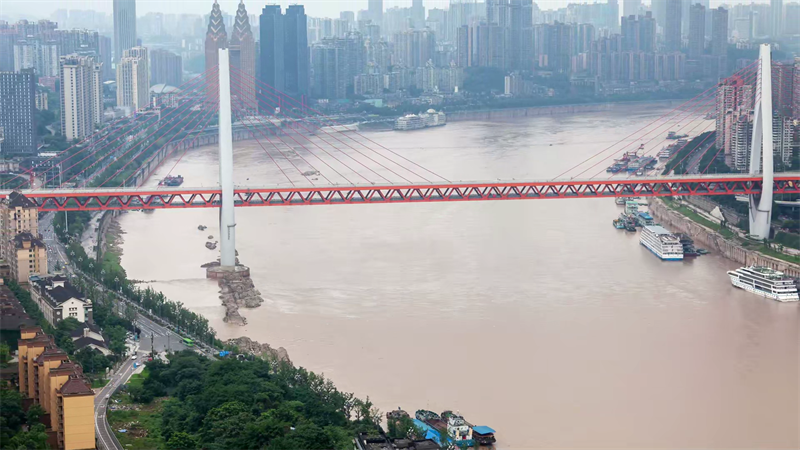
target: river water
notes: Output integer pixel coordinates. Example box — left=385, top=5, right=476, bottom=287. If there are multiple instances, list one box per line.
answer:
left=118, top=103, right=799, bottom=448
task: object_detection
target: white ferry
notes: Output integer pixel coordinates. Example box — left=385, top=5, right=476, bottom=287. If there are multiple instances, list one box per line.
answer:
left=639, top=225, right=684, bottom=260
left=394, top=110, right=447, bottom=131
left=727, top=266, right=800, bottom=302
left=394, top=114, right=425, bottom=130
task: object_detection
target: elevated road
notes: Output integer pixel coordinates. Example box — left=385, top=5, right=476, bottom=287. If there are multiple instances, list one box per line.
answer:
left=3, top=173, right=799, bottom=211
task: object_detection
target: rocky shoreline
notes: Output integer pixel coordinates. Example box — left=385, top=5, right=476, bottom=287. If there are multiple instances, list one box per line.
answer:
left=225, top=336, right=291, bottom=363
left=201, top=260, right=264, bottom=325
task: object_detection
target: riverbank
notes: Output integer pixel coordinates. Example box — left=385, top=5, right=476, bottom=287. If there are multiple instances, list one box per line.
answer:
left=649, top=198, right=800, bottom=277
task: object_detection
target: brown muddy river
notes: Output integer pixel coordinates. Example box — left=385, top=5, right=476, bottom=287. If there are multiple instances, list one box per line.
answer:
left=119, top=103, right=799, bottom=448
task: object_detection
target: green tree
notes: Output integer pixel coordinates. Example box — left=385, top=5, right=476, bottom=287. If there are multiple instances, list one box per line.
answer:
left=7, top=423, right=50, bottom=449
left=26, top=404, right=46, bottom=426
left=0, top=342, right=10, bottom=364
left=164, top=432, right=199, bottom=450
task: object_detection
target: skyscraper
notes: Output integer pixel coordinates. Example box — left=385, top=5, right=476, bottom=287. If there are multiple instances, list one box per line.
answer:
left=311, top=44, right=346, bottom=99
left=0, top=71, right=37, bottom=155
left=259, top=5, right=285, bottom=107
left=230, top=1, right=257, bottom=111
left=688, top=3, right=705, bottom=59
left=411, top=0, right=426, bottom=28
left=205, top=1, right=228, bottom=105
left=150, top=49, right=182, bottom=87
left=116, top=47, right=149, bottom=113
left=113, top=0, right=136, bottom=63
left=59, top=55, right=103, bottom=141
left=711, top=7, right=728, bottom=57
left=665, top=0, right=682, bottom=52
left=284, top=5, right=310, bottom=98
left=369, top=0, right=384, bottom=27
left=771, top=0, right=783, bottom=37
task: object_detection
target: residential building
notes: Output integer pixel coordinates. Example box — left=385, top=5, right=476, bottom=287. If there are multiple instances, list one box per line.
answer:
left=70, top=322, right=111, bottom=355
left=0, top=71, right=38, bottom=155
left=150, top=49, right=182, bottom=87
left=731, top=113, right=794, bottom=170
left=17, top=327, right=95, bottom=450
left=59, top=54, right=103, bottom=141
left=116, top=46, right=149, bottom=112
left=113, top=0, right=137, bottom=63
left=9, top=232, right=47, bottom=285
left=0, top=32, right=15, bottom=72
left=205, top=0, right=228, bottom=105
left=393, top=29, right=436, bottom=68
left=688, top=3, right=705, bottom=59
left=711, top=8, right=728, bottom=57
left=771, top=0, right=783, bottom=37
left=311, top=44, right=346, bottom=99
left=229, top=0, right=257, bottom=111
left=716, top=76, right=754, bottom=159
left=31, top=276, right=93, bottom=327
left=0, top=192, right=39, bottom=263
left=13, top=40, right=39, bottom=72
left=369, top=0, right=384, bottom=27
left=665, top=0, right=682, bottom=52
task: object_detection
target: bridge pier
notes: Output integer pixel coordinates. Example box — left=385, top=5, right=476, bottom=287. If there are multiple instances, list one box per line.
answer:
left=748, top=43, right=774, bottom=240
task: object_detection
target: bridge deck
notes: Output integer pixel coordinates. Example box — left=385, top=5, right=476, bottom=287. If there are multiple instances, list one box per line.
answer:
left=3, top=173, right=798, bottom=211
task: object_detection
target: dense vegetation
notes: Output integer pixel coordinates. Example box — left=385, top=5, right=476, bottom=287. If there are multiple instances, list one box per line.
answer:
left=123, top=351, right=381, bottom=450
left=0, top=382, right=49, bottom=450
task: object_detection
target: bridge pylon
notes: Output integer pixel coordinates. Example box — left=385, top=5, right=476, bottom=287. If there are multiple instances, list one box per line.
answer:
left=218, top=48, right=237, bottom=268
left=748, top=44, right=774, bottom=240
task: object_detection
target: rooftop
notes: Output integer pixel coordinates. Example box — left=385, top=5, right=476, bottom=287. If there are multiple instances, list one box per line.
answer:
left=58, top=375, right=93, bottom=396
left=6, top=191, right=36, bottom=208
left=32, top=277, right=88, bottom=308
left=644, top=225, right=673, bottom=236
left=13, top=232, right=45, bottom=249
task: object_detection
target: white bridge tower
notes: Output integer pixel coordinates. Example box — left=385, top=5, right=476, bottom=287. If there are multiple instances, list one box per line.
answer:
left=218, top=48, right=237, bottom=268
left=748, top=44, right=774, bottom=240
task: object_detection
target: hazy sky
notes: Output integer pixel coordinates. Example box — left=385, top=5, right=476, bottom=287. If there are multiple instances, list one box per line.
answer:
left=0, top=0, right=764, bottom=21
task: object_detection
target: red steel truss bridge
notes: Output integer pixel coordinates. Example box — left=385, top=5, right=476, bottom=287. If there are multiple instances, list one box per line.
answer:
left=16, top=174, right=800, bottom=211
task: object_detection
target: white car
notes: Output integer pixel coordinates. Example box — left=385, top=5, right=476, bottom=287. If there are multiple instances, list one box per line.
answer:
left=131, top=355, right=137, bottom=360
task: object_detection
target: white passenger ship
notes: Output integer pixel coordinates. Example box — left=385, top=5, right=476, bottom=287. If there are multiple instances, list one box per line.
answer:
left=727, top=266, right=799, bottom=302
left=639, top=225, right=684, bottom=260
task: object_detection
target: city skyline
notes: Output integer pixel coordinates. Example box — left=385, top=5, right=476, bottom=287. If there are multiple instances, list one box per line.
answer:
left=0, top=0, right=774, bottom=21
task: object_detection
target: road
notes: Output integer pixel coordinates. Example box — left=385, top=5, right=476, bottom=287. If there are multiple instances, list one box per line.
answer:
left=686, top=139, right=715, bottom=174
left=41, top=212, right=218, bottom=449
left=94, top=352, right=139, bottom=450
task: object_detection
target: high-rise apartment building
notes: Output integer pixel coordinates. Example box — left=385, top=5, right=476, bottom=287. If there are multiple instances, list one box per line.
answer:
left=688, top=3, right=705, bottom=59
left=0, top=192, right=40, bottom=271
left=711, top=7, right=728, bottom=57
left=785, top=3, right=800, bottom=35
left=665, top=0, right=682, bottom=52
left=771, top=0, right=783, bottom=37
left=392, top=29, right=436, bottom=68
left=116, top=47, right=149, bottom=113
left=59, top=54, right=103, bottom=141
left=715, top=76, right=754, bottom=161
left=230, top=0, right=257, bottom=111
left=13, top=40, right=39, bottom=73
left=311, top=44, right=346, bottom=99
left=621, top=12, right=656, bottom=52
left=369, top=0, right=384, bottom=27
left=99, top=35, right=113, bottom=81
left=0, top=32, right=15, bottom=72
left=150, top=49, right=182, bottom=87
left=0, top=71, right=38, bottom=155
left=113, top=0, right=137, bottom=63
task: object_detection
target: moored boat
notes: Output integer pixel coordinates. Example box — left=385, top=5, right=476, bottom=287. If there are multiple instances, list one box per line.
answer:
left=727, top=266, right=799, bottom=302
left=639, top=225, right=684, bottom=260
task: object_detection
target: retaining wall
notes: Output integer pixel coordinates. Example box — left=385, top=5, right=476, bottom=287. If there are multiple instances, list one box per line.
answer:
left=648, top=198, right=800, bottom=278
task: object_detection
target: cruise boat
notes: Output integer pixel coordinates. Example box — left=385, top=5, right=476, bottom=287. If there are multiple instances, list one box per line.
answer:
left=639, top=225, right=684, bottom=260
left=727, top=266, right=800, bottom=302
left=394, top=114, right=425, bottom=130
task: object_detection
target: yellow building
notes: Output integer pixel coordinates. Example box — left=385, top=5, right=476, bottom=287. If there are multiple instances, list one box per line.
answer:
left=17, top=327, right=96, bottom=450
left=10, top=232, right=48, bottom=286
left=0, top=192, right=39, bottom=260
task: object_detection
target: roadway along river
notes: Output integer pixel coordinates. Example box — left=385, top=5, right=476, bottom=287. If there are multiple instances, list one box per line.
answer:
left=118, top=103, right=798, bottom=448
